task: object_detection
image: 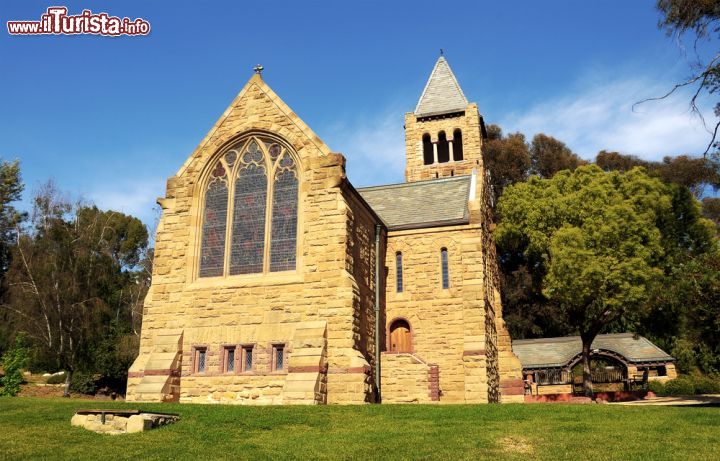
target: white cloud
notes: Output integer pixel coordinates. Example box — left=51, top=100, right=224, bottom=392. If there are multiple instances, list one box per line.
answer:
left=499, top=76, right=715, bottom=161
left=87, top=177, right=163, bottom=229
left=318, top=107, right=408, bottom=188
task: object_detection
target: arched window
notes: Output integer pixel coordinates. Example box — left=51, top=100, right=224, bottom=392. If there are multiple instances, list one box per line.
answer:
left=199, top=161, right=229, bottom=277
left=270, top=154, right=299, bottom=272
left=437, top=131, right=450, bottom=163
left=422, top=133, right=433, bottom=165
left=198, top=136, right=299, bottom=278
left=395, top=251, right=403, bottom=293
left=389, top=318, right=412, bottom=353
left=441, top=248, right=449, bottom=289
left=230, top=140, right=267, bottom=275
left=453, top=129, right=464, bottom=161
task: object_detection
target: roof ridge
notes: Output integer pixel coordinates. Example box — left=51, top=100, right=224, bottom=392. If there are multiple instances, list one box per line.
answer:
left=356, top=174, right=471, bottom=192
left=513, top=332, right=639, bottom=344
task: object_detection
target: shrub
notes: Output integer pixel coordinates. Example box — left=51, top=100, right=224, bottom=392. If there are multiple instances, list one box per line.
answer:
left=691, top=375, right=720, bottom=394
left=663, top=376, right=696, bottom=395
left=69, top=372, right=98, bottom=395
left=0, top=334, right=29, bottom=397
left=647, top=380, right=666, bottom=395
left=46, top=373, right=66, bottom=385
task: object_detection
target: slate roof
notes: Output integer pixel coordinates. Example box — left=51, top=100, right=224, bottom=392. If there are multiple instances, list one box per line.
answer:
left=357, top=175, right=472, bottom=230
left=414, top=57, right=469, bottom=117
left=512, top=333, right=674, bottom=369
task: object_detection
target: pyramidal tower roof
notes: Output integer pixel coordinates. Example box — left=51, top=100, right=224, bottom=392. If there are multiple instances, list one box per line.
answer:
left=414, top=56, right=469, bottom=117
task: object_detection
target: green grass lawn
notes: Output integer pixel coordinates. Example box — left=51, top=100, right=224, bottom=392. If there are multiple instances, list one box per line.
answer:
left=0, top=398, right=718, bottom=460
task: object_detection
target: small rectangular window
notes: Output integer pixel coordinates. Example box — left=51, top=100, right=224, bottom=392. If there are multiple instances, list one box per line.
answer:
left=441, top=248, right=449, bottom=289
left=242, top=346, right=254, bottom=372
left=395, top=252, right=403, bottom=293
left=273, top=345, right=285, bottom=371
left=195, top=347, right=207, bottom=374
left=224, top=346, right=235, bottom=373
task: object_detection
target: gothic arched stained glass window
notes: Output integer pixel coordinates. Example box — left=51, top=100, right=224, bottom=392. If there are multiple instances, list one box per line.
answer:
left=197, top=135, right=300, bottom=278
left=199, top=161, right=229, bottom=277
left=230, top=140, right=268, bottom=275
left=270, top=154, right=298, bottom=272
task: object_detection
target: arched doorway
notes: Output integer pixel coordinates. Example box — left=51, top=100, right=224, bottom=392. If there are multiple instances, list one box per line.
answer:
left=389, top=319, right=412, bottom=353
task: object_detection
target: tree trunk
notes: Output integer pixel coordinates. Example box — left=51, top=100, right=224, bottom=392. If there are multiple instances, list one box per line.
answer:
left=63, top=370, right=72, bottom=398
left=580, top=336, right=594, bottom=399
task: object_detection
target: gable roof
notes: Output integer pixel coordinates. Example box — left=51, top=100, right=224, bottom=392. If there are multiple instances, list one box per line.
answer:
left=414, top=57, right=469, bottom=117
left=357, top=175, right=471, bottom=230
left=512, top=333, right=674, bottom=369
left=174, top=74, right=332, bottom=178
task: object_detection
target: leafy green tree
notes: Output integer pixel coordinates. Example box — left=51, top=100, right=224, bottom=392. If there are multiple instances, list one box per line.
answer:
left=496, top=166, right=673, bottom=396
left=2, top=183, right=148, bottom=396
left=703, top=197, right=720, bottom=230
left=530, top=133, right=586, bottom=178
left=642, top=250, right=720, bottom=373
left=0, top=333, right=29, bottom=396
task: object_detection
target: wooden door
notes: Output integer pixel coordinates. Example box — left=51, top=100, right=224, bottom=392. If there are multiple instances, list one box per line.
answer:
left=389, top=320, right=412, bottom=353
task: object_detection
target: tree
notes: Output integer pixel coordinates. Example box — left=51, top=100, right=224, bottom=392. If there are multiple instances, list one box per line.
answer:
left=0, top=159, right=25, bottom=355
left=703, top=197, right=720, bottom=229
left=483, top=125, right=531, bottom=203
left=496, top=165, right=673, bottom=397
left=596, top=150, right=649, bottom=172
left=530, top=133, right=586, bottom=178
left=653, top=0, right=720, bottom=154
left=595, top=151, right=720, bottom=198
left=657, top=154, right=720, bottom=197
left=0, top=333, right=29, bottom=396
left=2, top=183, right=148, bottom=396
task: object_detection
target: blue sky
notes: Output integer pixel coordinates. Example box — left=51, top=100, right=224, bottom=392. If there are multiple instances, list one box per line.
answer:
left=1, top=0, right=717, bottom=227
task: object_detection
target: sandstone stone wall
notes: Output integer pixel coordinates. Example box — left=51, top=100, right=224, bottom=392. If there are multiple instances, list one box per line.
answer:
left=380, top=353, right=439, bottom=403
left=404, top=104, right=483, bottom=182
left=127, top=75, right=382, bottom=405
left=384, top=222, right=494, bottom=403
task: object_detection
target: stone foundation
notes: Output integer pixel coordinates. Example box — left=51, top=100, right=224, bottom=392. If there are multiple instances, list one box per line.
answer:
left=71, top=410, right=179, bottom=434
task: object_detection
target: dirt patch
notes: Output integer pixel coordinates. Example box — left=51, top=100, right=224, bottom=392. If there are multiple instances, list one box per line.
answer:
left=497, top=436, right=535, bottom=455
left=18, top=383, right=123, bottom=400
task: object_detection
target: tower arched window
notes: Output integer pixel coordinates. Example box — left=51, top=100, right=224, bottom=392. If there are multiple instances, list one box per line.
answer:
left=422, top=133, right=433, bottom=165
left=453, top=129, right=464, bottom=161
left=437, top=131, right=450, bottom=163
left=198, top=136, right=299, bottom=278
left=440, top=248, right=449, bottom=289
left=395, top=251, right=403, bottom=293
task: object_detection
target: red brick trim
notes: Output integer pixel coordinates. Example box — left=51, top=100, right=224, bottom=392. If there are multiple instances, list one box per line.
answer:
left=500, top=378, right=525, bottom=395
left=128, top=372, right=143, bottom=378
left=463, top=349, right=486, bottom=356
left=428, top=364, right=440, bottom=401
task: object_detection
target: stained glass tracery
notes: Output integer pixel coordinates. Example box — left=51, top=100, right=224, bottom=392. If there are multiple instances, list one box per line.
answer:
left=199, top=161, right=228, bottom=277
left=199, top=136, right=298, bottom=278
left=270, top=153, right=298, bottom=272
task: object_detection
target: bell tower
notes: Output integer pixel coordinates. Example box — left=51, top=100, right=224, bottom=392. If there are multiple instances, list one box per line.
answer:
left=404, top=56, right=486, bottom=182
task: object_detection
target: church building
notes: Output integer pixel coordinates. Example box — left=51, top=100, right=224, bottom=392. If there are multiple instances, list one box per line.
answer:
left=126, top=56, right=525, bottom=404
